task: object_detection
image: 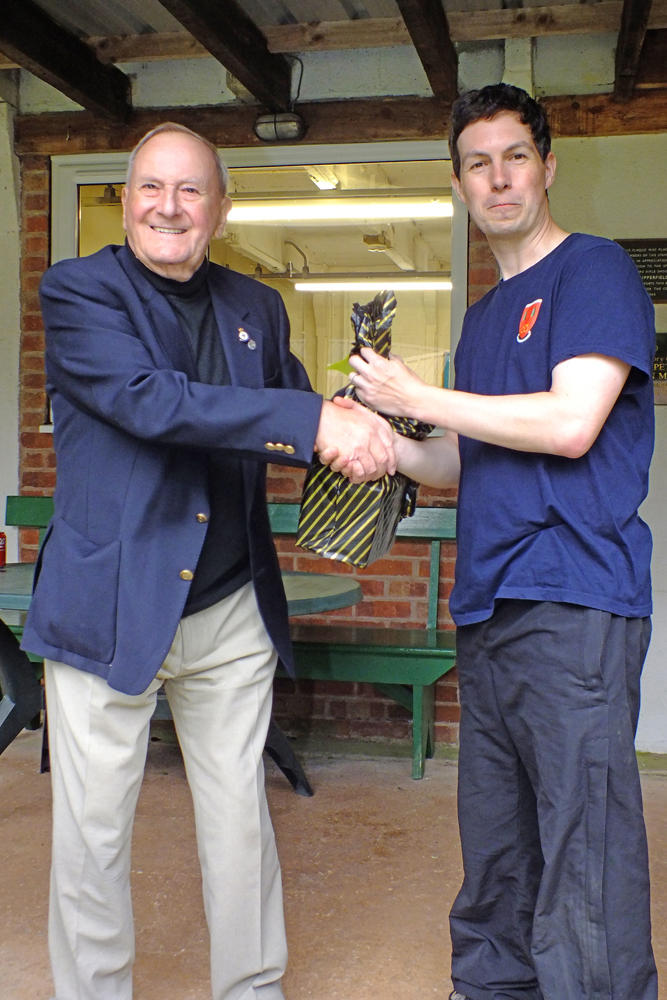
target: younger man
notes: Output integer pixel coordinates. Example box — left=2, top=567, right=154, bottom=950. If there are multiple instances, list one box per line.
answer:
left=344, top=84, right=657, bottom=1000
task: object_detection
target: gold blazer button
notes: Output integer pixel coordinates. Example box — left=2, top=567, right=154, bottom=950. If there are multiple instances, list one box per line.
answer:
left=180, top=569, right=194, bottom=581
left=265, top=442, right=277, bottom=450
left=283, top=445, right=295, bottom=455
left=196, top=513, right=209, bottom=523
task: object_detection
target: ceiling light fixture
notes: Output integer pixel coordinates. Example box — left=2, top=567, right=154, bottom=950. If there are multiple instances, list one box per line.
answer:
left=253, top=112, right=307, bottom=143
left=294, top=281, right=452, bottom=292
left=227, top=199, right=453, bottom=223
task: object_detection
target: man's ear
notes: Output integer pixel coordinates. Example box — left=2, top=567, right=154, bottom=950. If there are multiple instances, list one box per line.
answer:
left=121, top=186, right=128, bottom=232
left=213, top=196, right=233, bottom=240
left=544, top=151, right=557, bottom=192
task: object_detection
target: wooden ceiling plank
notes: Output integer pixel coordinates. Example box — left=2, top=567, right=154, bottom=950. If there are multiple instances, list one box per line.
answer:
left=154, top=0, right=292, bottom=111
left=393, top=0, right=458, bottom=102
left=614, top=0, right=655, bottom=100
left=264, top=17, right=410, bottom=50
left=0, top=0, right=131, bottom=121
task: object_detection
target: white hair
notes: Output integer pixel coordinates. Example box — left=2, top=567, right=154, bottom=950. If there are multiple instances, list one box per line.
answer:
left=126, top=122, right=229, bottom=195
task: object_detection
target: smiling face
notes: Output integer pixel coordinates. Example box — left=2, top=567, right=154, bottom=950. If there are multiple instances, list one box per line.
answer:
left=122, top=131, right=232, bottom=281
left=451, top=111, right=556, bottom=242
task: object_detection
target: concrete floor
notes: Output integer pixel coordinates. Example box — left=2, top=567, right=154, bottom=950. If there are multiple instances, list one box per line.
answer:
left=2, top=729, right=667, bottom=1000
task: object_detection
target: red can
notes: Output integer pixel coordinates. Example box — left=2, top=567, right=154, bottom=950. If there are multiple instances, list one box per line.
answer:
left=0, top=532, right=5, bottom=569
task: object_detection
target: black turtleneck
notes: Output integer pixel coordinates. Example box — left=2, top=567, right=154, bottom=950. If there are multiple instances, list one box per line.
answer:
left=128, top=246, right=251, bottom=616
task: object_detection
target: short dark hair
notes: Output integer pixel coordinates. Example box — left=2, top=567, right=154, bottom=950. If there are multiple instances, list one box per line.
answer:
left=449, top=84, right=551, bottom=178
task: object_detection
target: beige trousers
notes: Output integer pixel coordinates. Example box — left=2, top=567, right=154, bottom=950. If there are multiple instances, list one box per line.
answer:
left=45, top=581, right=287, bottom=1000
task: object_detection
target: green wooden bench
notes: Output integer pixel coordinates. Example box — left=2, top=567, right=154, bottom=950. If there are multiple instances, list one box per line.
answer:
left=268, top=503, right=457, bottom=779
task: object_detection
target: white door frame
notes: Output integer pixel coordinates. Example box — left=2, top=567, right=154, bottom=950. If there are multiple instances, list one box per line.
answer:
left=51, top=140, right=468, bottom=356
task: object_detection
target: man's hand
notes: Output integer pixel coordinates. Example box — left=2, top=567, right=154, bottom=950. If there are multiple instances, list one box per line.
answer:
left=315, top=398, right=397, bottom=483
left=348, top=348, right=425, bottom=418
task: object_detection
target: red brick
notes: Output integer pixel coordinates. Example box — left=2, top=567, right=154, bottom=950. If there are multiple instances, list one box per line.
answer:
left=22, top=172, right=49, bottom=193
left=23, top=274, right=43, bottom=293
left=436, top=683, right=459, bottom=704
left=391, top=541, right=428, bottom=557
left=20, top=432, right=52, bottom=448
left=21, top=411, right=42, bottom=428
left=359, top=579, right=384, bottom=597
left=19, top=527, right=40, bottom=546
left=24, top=235, right=48, bottom=255
left=21, top=155, right=49, bottom=170
left=21, top=256, right=49, bottom=275
left=266, top=476, right=300, bottom=495
left=24, top=193, right=48, bottom=212
left=358, top=559, right=412, bottom=577
left=22, top=470, right=56, bottom=489
left=436, top=704, right=461, bottom=723
left=277, top=554, right=295, bottom=571
left=294, top=556, right=352, bottom=574
left=434, top=722, right=459, bottom=744
left=22, top=314, right=44, bottom=333
left=26, top=214, right=49, bottom=233
left=21, top=293, right=42, bottom=312
left=355, top=600, right=411, bottom=619
left=387, top=580, right=428, bottom=598
left=318, top=680, right=355, bottom=696
left=22, top=372, right=46, bottom=389
left=47, top=452, right=57, bottom=468
left=23, top=451, right=46, bottom=469
left=468, top=267, right=499, bottom=285
left=21, top=333, right=45, bottom=353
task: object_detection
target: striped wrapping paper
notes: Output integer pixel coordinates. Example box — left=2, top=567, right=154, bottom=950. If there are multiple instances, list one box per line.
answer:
left=296, top=290, right=433, bottom=568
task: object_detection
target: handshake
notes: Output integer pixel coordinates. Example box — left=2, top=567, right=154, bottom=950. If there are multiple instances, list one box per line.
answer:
left=314, top=396, right=397, bottom=484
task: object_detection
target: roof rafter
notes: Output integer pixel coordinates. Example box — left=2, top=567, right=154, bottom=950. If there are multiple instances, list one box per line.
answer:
left=155, top=0, right=292, bottom=112
left=393, top=0, right=458, bottom=102
left=614, top=0, right=655, bottom=100
left=0, top=0, right=131, bottom=122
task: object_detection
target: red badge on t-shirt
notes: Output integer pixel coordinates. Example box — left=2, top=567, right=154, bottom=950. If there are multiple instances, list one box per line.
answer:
left=517, top=299, right=543, bottom=342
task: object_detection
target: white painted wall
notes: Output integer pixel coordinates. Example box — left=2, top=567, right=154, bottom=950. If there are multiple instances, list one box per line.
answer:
left=549, top=135, right=667, bottom=752
left=0, top=77, right=21, bottom=561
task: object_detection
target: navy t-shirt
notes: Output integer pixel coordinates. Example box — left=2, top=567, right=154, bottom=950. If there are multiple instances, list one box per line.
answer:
left=451, top=233, right=655, bottom=625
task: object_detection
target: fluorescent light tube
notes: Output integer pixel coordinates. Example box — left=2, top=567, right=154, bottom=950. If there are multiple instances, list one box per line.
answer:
left=294, top=281, right=453, bottom=292
left=227, top=199, right=453, bottom=223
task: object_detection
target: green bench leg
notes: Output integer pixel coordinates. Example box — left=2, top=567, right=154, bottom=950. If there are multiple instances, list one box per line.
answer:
left=411, top=683, right=435, bottom=780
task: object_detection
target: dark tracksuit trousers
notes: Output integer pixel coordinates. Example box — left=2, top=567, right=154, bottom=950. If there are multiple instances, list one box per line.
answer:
left=450, top=600, right=657, bottom=1000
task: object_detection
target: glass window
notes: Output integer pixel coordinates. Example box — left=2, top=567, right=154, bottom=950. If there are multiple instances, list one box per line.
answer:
left=77, top=159, right=453, bottom=394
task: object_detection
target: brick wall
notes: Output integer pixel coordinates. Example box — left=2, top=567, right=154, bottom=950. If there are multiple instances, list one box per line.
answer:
left=468, top=219, right=500, bottom=307
left=18, top=154, right=53, bottom=562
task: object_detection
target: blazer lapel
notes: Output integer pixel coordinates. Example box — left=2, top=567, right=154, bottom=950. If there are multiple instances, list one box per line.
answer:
left=209, top=277, right=265, bottom=389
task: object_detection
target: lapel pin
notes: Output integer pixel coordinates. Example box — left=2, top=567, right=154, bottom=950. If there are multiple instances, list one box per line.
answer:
left=247, top=339, right=257, bottom=351
left=238, top=327, right=249, bottom=342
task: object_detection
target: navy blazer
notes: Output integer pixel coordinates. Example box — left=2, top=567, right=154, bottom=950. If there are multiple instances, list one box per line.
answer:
left=22, top=245, right=322, bottom=695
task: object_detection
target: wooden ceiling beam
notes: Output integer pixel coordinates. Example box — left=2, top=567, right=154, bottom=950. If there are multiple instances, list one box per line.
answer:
left=543, top=88, right=667, bottom=133
left=13, top=90, right=667, bottom=159
left=635, top=28, right=667, bottom=86
left=393, top=0, right=458, bottom=101
left=14, top=97, right=450, bottom=156
left=154, top=0, right=291, bottom=112
left=614, top=0, right=655, bottom=100
left=0, top=0, right=131, bottom=121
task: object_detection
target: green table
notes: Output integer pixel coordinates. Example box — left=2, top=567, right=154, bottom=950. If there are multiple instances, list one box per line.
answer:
left=0, top=564, right=361, bottom=617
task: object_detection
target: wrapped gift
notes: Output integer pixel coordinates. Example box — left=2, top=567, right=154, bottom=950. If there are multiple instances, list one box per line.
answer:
left=296, top=290, right=434, bottom=568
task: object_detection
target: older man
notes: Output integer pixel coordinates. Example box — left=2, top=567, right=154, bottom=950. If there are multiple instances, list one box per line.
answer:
left=23, top=122, right=394, bottom=1000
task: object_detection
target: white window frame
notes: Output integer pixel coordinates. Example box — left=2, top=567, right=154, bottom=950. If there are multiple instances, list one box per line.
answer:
left=51, top=140, right=468, bottom=357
